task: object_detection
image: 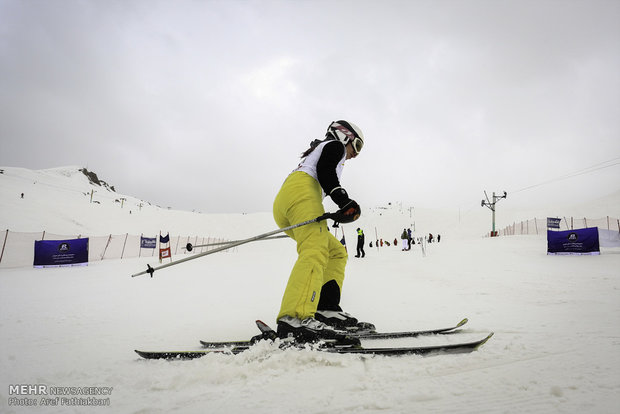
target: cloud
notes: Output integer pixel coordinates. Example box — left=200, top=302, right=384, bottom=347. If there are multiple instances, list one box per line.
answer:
left=1, top=0, right=619, bottom=214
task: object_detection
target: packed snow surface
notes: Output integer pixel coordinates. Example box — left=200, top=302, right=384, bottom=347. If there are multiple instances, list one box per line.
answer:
left=1, top=166, right=619, bottom=413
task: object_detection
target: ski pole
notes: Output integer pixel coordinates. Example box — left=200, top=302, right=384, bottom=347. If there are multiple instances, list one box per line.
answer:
left=131, top=212, right=333, bottom=278
left=185, top=234, right=288, bottom=252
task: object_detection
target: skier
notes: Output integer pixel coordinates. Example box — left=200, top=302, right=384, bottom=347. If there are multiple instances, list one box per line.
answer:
left=355, top=228, right=365, bottom=258
left=273, top=120, right=369, bottom=344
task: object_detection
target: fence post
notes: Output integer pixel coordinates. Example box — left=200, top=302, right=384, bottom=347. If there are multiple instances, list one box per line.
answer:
left=101, top=234, right=112, bottom=260
left=534, top=218, right=538, bottom=235
left=120, top=233, right=128, bottom=259
left=0, top=230, right=8, bottom=264
left=584, top=217, right=587, bottom=228
left=174, top=235, right=180, bottom=255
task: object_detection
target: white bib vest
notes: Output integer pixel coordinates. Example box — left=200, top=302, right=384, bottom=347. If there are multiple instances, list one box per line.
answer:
left=293, top=140, right=346, bottom=198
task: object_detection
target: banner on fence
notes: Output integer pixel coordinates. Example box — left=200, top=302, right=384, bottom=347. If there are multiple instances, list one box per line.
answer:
left=140, top=237, right=156, bottom=249
left=159, top=246, right=171, bottom=262
left=547, top=217, right=561, bottom=229
left=34, top=238, right=89, bottom=267
left=547, top=227, right=600, bottom=255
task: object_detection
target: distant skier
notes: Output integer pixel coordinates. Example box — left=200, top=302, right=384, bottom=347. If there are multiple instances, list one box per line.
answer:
left=355, top=228, right=365, bottom=258
left=401, top=229, right=408, bottom=251
left=273, top=120, right=372, bottom=344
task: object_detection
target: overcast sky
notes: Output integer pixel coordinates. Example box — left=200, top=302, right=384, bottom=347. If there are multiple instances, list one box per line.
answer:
left=1, top=0, right=619, bottom=214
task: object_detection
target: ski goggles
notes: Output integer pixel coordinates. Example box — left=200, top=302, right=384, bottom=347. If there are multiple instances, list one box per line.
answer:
left=330, top=121, right=364, bottom=155
left=351, top=136, right=364, bottom=155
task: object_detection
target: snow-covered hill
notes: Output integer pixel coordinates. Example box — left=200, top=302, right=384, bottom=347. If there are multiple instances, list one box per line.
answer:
left=2, top=166, right=618, bottom=240
left=1, top=166, right=619, bottom=413
left=0, top=166, right=275, bottom=237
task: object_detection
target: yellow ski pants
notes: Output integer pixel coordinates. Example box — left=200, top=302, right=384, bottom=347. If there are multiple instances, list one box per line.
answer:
left=273, top=171, right=348, bottom=321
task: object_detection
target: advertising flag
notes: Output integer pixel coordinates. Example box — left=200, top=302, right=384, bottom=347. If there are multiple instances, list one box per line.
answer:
left=547, top=217, right=562, bottom=229
left=140, top=237, right=157, bottom=249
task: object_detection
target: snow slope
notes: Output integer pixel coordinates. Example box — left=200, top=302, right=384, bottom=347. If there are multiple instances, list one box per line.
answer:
left=1, top=166, right=619, bottom=413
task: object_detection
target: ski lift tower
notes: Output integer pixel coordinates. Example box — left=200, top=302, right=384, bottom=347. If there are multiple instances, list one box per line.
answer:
left=481, top=191, right=507, bottom=237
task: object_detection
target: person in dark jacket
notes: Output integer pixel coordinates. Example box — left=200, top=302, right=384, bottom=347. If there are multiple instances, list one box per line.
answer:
left=355, top=228, right=365, bottom=258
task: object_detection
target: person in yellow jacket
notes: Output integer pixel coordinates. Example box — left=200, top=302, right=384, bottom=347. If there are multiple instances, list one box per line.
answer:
left=273, top=120, right=372, bottom=343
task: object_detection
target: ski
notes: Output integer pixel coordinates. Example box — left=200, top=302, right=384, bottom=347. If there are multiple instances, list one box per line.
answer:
left=135, top=332, right=493, bottom=360
left=135, top=347, right=249, bottom=359
left=351, top=317, right=469, bottom=339
left=330, top=332, right=493, bottom=356
left=199, top=318, right=469, bottom=349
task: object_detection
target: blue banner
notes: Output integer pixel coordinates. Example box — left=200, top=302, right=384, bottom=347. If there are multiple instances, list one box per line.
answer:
left=140, top=237, right=157, bottom=249
left=547, top=227, right=600, bottom=255
left=547, top=217, right=562, bottom=229
left=34, top=238, right=89, bottom=267
left=160, top=234, right=170, bottom=244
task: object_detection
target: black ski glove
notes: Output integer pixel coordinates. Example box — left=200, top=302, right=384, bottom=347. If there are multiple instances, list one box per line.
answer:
left=329, top=187, right=361, bottom=223
left=329, top=187, right=351, bottom=209
left=331, top=200, right=361, bottom=224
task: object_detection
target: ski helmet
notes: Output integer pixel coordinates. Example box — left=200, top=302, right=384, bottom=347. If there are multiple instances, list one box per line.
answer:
left=326, top=120, right=364, bottom=155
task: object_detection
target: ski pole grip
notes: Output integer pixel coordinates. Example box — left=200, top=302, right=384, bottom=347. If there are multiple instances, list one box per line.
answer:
left=316, top=212, right=333, bottom=222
